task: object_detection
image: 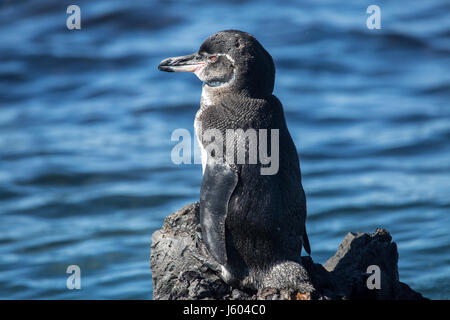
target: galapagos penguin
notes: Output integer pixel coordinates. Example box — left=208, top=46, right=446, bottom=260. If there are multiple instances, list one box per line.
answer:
left=158, top=30, right=311, bottom=290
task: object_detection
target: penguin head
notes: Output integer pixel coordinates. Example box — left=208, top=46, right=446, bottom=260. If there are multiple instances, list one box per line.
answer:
left=158, top=30, right=275, bottom=98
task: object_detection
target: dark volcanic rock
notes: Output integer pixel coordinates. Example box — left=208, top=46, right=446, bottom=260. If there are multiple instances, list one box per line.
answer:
left=150, top=202, right=425, bottom=300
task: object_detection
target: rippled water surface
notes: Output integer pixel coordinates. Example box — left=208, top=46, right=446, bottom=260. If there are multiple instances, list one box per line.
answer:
left=0, top=0, right=449, bottom=299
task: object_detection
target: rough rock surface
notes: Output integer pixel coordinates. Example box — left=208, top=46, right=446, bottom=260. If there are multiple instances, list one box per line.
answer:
left=150, top=202, right=425, bottom=300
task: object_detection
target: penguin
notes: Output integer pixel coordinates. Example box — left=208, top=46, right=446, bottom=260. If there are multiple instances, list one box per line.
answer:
left=158, top=30, right=311, bottom=290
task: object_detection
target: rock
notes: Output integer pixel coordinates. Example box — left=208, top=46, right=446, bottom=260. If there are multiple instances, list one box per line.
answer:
left=150, top=202, right=426, bottom=300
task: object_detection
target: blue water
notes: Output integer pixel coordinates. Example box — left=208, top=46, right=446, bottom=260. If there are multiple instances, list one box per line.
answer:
left=0, top=0, right=449, bottom=299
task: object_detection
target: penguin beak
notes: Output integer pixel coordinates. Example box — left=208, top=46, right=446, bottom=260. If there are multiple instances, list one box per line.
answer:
left=158, top=53, right=206, bottom=72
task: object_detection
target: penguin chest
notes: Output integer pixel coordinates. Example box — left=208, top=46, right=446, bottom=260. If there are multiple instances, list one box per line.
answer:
left=194, top=111, right=207, bottom=175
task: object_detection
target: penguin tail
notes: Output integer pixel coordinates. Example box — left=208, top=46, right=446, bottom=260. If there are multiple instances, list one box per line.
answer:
left=302, top=230, right=311, bottom=256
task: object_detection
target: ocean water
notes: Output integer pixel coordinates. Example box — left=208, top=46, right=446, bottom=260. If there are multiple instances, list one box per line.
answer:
left=0, top=0, right=449, bottom=299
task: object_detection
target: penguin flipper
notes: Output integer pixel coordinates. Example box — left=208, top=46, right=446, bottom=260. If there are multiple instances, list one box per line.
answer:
left=200, top=158, right=238, bottom=265
left=302, top=229, right=311, bottom=256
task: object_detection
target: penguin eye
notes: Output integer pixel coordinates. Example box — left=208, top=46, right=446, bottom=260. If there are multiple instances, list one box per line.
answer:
left=209, top=56, right=217, bottom=62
